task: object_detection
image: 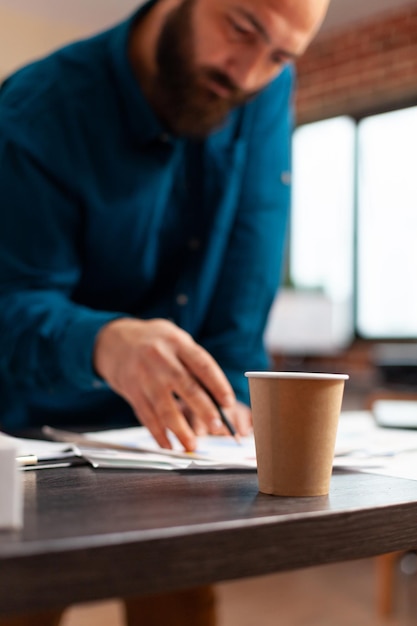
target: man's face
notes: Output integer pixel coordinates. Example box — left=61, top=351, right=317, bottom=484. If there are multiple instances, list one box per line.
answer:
left=151, top=0, right=329, bottom=137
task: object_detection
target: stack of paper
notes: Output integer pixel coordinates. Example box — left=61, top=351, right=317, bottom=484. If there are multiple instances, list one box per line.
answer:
left=6, top=410, right=417, bottom=480
left=48, top=425, right=258, bottom=471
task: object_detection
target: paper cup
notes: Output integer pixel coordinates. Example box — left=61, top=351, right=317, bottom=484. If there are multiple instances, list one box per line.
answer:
left=245, top=372, right=349, bottom=497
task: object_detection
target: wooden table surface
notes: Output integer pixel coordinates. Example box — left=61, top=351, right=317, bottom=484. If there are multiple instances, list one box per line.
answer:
left=1, top=466, right=417, bottom=615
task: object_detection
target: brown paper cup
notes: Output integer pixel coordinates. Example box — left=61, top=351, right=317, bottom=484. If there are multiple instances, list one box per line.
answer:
left=245, top=372, right=349, bottom=497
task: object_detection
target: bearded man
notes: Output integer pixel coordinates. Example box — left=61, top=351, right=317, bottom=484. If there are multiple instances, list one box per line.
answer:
left=0, top=0, right=329, bottom=624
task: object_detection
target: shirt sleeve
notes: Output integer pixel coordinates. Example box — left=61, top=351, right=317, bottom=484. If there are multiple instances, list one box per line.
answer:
left=0, top=137, right=122, bottom=392
left=199, top=65, right=294, bottom=404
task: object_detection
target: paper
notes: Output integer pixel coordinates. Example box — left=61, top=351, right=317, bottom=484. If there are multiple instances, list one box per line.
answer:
left=335, top=411, right=417, bottom=457
left=0, top=431, right=82, bottom=470
left=81, top=426, right=257, bottom=470
left=83, top=414, right=417, bottom=474
left=0, top=432, right=74, bottom=458
left=8, top=411, right=417, bottom=478
left=9, top=426, right=257, bottom=471
left=334, top=411, right=417, bottom=479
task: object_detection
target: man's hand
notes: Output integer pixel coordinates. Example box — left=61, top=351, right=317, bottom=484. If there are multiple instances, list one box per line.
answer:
left=93, top=318, right=236, bottom=451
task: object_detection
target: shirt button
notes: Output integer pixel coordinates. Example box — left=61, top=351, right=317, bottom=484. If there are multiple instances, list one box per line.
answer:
left=188, top=238, right=201, bottom=251
left=176, top=294, right=189, bottom=306
left=281, top=171, right=291, bottom=185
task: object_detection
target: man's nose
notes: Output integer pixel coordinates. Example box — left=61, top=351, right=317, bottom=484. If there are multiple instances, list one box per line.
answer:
left=225, top=52, right=265, bottom=94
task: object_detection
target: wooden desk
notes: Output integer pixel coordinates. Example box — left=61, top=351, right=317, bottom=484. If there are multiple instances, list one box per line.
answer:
left=1, top=467, right=417, bottom=615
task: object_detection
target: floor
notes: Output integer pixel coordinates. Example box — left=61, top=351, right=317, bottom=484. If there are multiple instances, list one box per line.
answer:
left=60, top=555, right=417, bottom=626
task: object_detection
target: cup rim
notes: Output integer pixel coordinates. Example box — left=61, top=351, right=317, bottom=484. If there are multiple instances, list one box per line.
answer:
left=244, top=371, right=349, bottom=380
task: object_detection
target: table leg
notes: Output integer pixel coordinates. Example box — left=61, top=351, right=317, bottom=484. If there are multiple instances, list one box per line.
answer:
left=124, top=586, right=216, bottom=626
left=375, top=552, right=401, bottom=617
left=0, top=610, right=64, bottom=626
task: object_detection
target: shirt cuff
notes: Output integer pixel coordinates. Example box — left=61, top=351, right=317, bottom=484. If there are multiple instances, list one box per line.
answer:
left=59, top=309, right=126, bottom=390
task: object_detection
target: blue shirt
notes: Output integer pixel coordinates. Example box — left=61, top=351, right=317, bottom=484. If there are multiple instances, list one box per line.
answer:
left=0, top=7, right=293, bottom=429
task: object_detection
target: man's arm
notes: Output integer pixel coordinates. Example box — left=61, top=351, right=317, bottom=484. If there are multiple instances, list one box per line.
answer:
left=0, top=138, right=235, bottom=449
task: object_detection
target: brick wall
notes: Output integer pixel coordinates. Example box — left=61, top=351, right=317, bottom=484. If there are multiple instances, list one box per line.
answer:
left=295, top=3, right=417, bottom=124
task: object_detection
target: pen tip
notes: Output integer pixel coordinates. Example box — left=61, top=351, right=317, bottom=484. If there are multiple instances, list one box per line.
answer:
left=234, top=434, right=242, bottom=446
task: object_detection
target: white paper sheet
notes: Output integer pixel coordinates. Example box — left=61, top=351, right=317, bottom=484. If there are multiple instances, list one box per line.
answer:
left=0, top=432, right=75, bottom=458
left=335, top=411, right=417, bottom=480
left=82, top=427, right=257, bottom=470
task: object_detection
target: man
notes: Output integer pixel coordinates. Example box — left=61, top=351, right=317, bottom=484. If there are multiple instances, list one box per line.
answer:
left=0, top=0, right=329, bottom=623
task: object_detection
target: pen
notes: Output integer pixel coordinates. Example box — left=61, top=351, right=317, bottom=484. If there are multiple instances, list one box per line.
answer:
left=205, top=389, right=241, bottom=445
left=172, top=391, right=241, bottom=445
left=16, top=454, right=38, bottom=466
left=16, top=453, right=87, bottom=469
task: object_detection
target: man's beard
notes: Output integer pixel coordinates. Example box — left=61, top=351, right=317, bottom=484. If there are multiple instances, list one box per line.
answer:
left=150, top=0, right=255, bottom=138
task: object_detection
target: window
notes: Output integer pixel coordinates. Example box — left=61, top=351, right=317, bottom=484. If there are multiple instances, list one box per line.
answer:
left=291, top=116, right=355, bottom=301
left=288, top=106, right=417, bottom=340
left=357, top=106, right=417, bottom=338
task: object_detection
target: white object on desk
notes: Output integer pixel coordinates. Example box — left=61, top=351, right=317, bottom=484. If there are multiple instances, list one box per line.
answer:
left=0, top=433, right=23, bottom=528
left=372, top=400, right=417, bottom=429
left=264, top=288, right=353, bottom=354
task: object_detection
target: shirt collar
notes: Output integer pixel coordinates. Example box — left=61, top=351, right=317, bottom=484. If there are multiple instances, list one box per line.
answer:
left=107, top=0, right=170, bottom=147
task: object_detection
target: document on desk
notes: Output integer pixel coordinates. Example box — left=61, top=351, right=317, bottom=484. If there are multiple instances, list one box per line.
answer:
left=40, top=425, right=258, bottom=470
left=78, top=417, right=417, bottom=475
left=9, top=410, right=417, bottom=477
left=73, top=426, right=258, bottom=470
left=0, top=432, right=82, bottom=470
left=4, top=427, right=256, bottom=471
left=334, top=411, right=417, bottom=480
